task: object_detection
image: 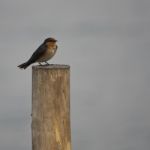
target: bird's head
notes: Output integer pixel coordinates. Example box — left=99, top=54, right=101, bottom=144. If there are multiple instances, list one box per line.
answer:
left=44, top=37, right=57, bottom=44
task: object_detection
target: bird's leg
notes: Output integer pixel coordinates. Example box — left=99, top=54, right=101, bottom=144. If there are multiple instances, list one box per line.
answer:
left=45, top=61, right=50, bottom=65
left=38, top=62, right=43, bottom=66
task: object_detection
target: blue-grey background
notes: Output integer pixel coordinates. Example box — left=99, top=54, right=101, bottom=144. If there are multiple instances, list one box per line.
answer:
left=0, top=0, right=150, bottom=150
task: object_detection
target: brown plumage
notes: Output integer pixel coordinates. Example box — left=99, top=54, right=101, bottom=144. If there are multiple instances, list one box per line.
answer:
left=18, top=37, right=57, bottom=69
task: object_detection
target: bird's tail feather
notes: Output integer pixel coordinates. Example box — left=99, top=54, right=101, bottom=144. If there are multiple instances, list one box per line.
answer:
left=18, top=61, right=31, bottom=69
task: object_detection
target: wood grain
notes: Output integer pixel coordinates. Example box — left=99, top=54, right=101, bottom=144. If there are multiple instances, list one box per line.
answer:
left=32, top=65, right=71, bottom=150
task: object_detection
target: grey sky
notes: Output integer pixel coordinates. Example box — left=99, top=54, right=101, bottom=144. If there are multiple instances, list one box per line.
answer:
left=0, top=0, right=150, bottom=150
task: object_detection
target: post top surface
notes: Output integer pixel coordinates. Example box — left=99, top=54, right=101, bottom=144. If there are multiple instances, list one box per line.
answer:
left=32, top=64, right=70, bottom=69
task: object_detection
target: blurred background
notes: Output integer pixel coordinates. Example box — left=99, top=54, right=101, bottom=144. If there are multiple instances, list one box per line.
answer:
left=0, top=0, right=150, bottom=150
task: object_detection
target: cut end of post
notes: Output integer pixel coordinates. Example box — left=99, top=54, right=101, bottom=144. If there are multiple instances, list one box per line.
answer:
left=32, top=64, right=70, bottom=70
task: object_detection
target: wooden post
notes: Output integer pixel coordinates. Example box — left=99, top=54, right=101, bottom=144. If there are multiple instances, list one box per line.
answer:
left=32, top=65, right=71, bottom=150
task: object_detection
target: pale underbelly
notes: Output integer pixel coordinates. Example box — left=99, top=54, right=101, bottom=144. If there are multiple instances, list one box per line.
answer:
left=37, top=48, right=56, bottom=62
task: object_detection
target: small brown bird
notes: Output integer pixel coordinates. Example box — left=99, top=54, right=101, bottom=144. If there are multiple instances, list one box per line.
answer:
left=18, top=37, right=57, bottom=69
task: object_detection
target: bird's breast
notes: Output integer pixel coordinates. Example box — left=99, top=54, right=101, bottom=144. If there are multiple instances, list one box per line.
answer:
left=37, top=45, right=57, bottom=62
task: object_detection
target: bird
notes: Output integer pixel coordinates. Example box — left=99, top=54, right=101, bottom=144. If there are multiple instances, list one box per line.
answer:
left=18, top=37, right=58, bottom=69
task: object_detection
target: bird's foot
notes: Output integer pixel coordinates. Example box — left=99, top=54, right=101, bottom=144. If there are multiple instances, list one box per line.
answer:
left=45, top=62, right=50, bottom=66
left=38, top=62, right=43, bottom=66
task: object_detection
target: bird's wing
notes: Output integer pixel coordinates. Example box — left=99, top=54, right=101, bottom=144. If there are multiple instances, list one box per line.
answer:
left=27, top=44, right=47, bottom=64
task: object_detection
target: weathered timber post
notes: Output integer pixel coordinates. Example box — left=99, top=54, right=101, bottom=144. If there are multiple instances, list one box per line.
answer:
left=32, top=65, right=71, bottom=150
